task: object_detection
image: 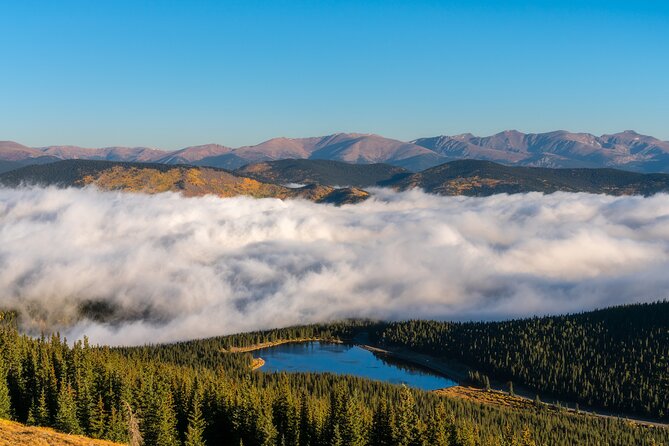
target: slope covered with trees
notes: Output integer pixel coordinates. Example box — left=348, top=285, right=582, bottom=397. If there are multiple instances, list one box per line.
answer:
left=372, top=302, right=669, bottom=420
left=236, top=159, right=410, bottom=187
left=0, top=160, right=369, bottom=204
left=0, top=310, right=667, bottom=446
left=390, top=160, right=669, bottom=196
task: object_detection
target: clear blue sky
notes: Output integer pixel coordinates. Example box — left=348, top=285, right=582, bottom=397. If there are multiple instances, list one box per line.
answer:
left=1, top=0, right=667, bottom=149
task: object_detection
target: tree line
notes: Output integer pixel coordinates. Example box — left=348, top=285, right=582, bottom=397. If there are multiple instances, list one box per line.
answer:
left=371, top=301, right=669, bottom=420
left=1, top=311, right=668, bottom=445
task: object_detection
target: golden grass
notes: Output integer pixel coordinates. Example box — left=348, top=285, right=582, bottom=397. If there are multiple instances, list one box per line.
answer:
left=435, top=386, right=535, bottom=411
left=223, top=337, right=340, bottom=353
left=0, top=419, right=123, bottom=446
left=251, top=357, right=266, bottom=370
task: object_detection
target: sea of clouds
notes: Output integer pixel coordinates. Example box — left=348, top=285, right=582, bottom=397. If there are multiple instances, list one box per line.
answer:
left=1, top=186, right=669, bottom=346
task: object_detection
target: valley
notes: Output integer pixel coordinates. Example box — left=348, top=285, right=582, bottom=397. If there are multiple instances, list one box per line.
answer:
left=1, top=303, right=667, bottom=445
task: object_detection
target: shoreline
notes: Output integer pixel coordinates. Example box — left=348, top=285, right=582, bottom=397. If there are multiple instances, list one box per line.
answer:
left=236, top=338, right=667, bottom=429
left=223, top=337, right=342, bottom=354
left=360, top=344, right=668, bottom=429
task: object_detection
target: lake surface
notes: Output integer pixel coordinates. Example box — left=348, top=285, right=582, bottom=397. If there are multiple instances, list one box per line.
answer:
left=255, top=341, right=456, bottom=390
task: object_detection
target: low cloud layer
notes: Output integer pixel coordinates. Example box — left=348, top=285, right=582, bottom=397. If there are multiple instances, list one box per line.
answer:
left=1, top=187, right=669, bottom=346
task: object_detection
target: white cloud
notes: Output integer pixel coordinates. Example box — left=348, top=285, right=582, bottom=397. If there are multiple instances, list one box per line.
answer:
left=1, top=186, right=668, bottom=346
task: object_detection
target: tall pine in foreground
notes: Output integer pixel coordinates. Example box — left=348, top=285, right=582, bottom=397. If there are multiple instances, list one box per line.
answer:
left=0, top=363, right=11, bottom=419
left=55, top=383, right=81, bottom=434
left=185, top=390, right=206, bottom=446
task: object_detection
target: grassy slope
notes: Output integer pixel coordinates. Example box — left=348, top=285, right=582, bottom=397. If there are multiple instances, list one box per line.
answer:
left=0, top=419, right=122, bottom=446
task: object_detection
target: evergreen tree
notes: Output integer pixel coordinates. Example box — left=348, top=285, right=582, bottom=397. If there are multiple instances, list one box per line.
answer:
left=426, top=403, right=450, bottom=446
left=521, top=426, right=536, bottom=446
left=55, top=383, right=82, bottom=434
left=35, top=389, right=50, bottom=426
left=185, top=391, right=206, bottom=446
left=254, top=406, right=277, bottom=446
left=395, top=386, right=419, bottom=446
left=370, top=400, right=395, bottom=446
left=155, top=390, right=180, bottom=446
left=340, top=393, right=365, bottom=446
left=298, top=396, right=312, bottom=446
left=330, top=424, right=343, bottom=446
left=273, top=381, right=299, bottom=445
left=0, top=365, right=12, bottom=419
left=89, top=395, right=106, bottom=439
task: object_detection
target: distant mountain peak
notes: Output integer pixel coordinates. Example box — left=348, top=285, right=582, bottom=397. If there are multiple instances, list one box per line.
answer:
left=3, top=129, right=669, bottom=173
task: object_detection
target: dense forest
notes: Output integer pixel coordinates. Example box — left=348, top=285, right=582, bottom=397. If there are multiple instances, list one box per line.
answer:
left=0, top=310, right=668, bottom=445
left=371, top=302, right=669, bottom=420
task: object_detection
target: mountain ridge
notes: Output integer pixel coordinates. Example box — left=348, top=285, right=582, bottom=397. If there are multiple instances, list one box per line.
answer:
left=4, top=158, right=669, bottom=199
left=3, top=130, right=669, bottom=173
left=0, top=160, right=370, bottom=205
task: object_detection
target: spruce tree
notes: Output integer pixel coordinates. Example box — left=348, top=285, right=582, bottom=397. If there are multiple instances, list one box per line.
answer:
left=298, top=397, right=311, bottom=446
left=330, top=424, right=343, bottom=446
left=254, top=406, right=277, bottom=446
left=426, top=403, right=450, bottom=446
left=185, top=391, right=207, bottom=446
left=0, top=365, right=12, bottom=420
left=340, top=394, right=365, bottom=446
left=155, top=390, right=180, bottom=446
left=89, top=395, right=106, bottom=439
left=395, top=386, right=419, bottom=446
left=55, top=383, right=82, bottom=434
left=35, top=389, right=50, bottom=426
left=370, top=400, right=395, bottom=446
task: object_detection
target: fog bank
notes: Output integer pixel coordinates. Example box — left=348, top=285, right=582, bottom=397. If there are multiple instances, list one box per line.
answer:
left=1, top=186, right=668, bottom=345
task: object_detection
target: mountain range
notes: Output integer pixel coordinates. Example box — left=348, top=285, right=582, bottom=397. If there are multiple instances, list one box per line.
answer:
left=2, top=129, right=669, bottom=173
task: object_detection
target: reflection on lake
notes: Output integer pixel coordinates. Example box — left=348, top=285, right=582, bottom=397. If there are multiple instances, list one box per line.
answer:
left=254, top=341, right=456, bottom=391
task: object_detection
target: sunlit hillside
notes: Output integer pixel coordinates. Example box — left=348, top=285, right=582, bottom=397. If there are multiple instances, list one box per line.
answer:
left=0, top=419, right=123, bottom=446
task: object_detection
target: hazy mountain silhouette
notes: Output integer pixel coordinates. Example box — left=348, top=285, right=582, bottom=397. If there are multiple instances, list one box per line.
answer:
left=3, top=130, right=669, bottom=173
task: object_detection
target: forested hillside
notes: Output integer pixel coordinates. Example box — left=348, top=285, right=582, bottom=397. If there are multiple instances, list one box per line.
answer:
left=390, top=160, right=669, bottom=196
left=372, top=302, right=669, bottom=420
left=0, top=160, right=370, bottom=204
left=236, top=159, right=409, bottom=187
left=1, top=311, right=667, bottom=446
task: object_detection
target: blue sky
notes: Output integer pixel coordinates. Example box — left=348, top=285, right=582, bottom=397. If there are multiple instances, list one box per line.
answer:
left=1, top=0, right=667, bottom=149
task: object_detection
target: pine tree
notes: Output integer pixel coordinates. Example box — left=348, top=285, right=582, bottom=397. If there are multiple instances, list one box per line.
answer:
left=55, top=383, right=82, bottom=434
left=298, top=396, right=312, bottom=446
left=185, top=390, right=207, bottom=446
left=273, top=382, right=299, bottom=445
left=340, top=394, right=365, bottom=446
left=89, top=395, right=106, bottom=439
left=395, top=386, right=420, bottom=446
left=370, top=400, right=395, bottom=446
left=521, top=426, right=536, bottom=446
left=426, top=403, right=450, bottom=446
left=254, top=406, right=277, bottom=446
left=155, top=390, right=180, bottom=446
left=0, top=365, right=12, bottom=419
left=35, top=389, right=50, bottom=426
left=330, top=424, right=343, bottom=446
